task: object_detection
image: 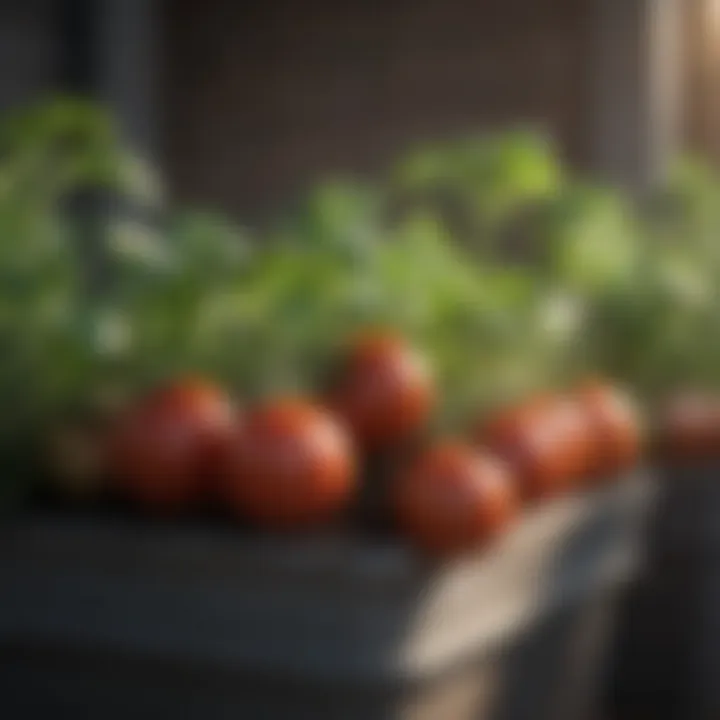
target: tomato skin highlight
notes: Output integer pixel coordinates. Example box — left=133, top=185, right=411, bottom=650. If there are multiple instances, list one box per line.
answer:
left=220, top=399, right=357, bottom=529
left=575, top=381, right=641, bottom=478
left=108, top=378, right=235, bottom=511
left=394, top=441, right=518, bottom=556
left=328, top=332, right=435, bottom=452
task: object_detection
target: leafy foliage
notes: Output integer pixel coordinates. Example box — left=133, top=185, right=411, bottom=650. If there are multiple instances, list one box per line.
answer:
left=3, top=97, right=720, bottom=506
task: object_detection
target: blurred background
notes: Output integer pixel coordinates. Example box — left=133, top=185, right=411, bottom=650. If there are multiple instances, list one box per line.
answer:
left=2, top=0, right=716, bottom=214
left=3, top=3, right=720, bottom=720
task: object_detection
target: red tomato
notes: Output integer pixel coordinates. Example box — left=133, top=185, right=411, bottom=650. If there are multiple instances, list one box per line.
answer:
left=477, top=397, right=578, bottom=500
left=108, top=377, right=235, bottom=510
left=220, top=399, right=356, bottom=529
left=394, top=441, right=518, bottom=556
left=575, top=381, right=642, bottom=478
left=656, top=392, right=719, bottom=462
left=327, top=331, right=435, bottom=451
left=552, top=396, right=597, bottom=482
left=478, top=394, right=553, bottom=443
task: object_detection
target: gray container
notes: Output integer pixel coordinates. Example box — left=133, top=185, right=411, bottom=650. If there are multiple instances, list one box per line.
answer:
left=608, top=464, right=720, bottom=720
left=0, top=474, right=652, bottom=720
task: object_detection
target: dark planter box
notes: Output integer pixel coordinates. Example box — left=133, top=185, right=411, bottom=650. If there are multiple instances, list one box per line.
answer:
left=0, top=475, right=652, bottom=720
left=607, top=464, right=720, bottom=720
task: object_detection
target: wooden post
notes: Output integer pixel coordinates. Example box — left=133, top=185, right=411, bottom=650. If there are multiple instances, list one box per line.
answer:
left=590, top=0, right=683, bottom=192
left=685, top=0, right=720, bottom=164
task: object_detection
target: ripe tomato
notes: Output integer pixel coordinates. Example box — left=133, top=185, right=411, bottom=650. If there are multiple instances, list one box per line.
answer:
left=327, top=331, right=435, bottom=451
left=575, top=381, right=641, bottom=478
left=656, top=392, right=719, bottom=462
left=220, top=399, right=356, bottom=529
left=477, top=396, right=578, bottom=501
left=108, top=377, right=235, bottom=510
left=478, top=394, right=553, bottom=442
left=394, top=441, right=518, bottom=556
left=552, top=396, right=597, bottom=482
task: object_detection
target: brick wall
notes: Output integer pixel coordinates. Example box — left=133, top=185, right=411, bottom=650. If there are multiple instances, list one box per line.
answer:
left=162, top=0, right=593, bottom=219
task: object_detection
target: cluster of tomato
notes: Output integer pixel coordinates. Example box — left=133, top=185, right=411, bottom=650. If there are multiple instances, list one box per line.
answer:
left=102, top=332, right=642, bottom=556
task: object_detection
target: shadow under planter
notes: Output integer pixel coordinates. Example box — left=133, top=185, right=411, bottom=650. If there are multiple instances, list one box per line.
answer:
left=0, top=475, right=653, bottom=720
left=607, top=463, right=720, bottom=720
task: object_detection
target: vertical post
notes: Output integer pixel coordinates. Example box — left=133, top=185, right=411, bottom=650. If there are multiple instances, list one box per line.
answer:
left=59, top=0, right=108, bottom=295
left=704, top=0, right=720, bottom=163
left=95, top=0, right=159, bottom=165
left=60, top=0, right=97, bottom=94
left=59, top=0, right=160, bottom=292
left=590, top=0, right=683, bottom=192
left=686, top=0, right=720, bottom=164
